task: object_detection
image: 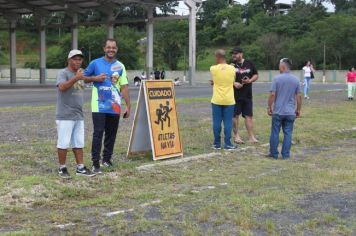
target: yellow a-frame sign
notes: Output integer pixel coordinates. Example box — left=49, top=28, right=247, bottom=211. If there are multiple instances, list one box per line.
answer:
left=127, top=80, right=183, bottom=161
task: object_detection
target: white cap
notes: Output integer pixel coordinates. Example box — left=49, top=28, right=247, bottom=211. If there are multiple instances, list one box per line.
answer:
left=68, top=49, right=83, bottom=59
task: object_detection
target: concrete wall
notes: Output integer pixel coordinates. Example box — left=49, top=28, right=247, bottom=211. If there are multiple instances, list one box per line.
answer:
left=0, top=68, right=348, bottom=83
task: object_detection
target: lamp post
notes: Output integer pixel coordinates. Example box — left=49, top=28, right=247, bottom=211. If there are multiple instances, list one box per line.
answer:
left=323, top=41, right=326, bottom=83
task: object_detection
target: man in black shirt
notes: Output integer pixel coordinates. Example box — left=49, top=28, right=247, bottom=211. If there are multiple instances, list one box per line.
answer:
left=161, top=68, right=166, bottom=80
left=154, top=68, right=161, bottom=80
left=231, top=47, right=259, bottom=144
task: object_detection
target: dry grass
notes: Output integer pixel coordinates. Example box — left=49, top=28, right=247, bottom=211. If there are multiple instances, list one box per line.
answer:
left=0, top=91, right=355, bottom=235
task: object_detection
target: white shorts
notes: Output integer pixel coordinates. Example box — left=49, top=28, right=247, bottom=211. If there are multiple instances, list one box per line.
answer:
left=56, top=120, right=84, bottom=149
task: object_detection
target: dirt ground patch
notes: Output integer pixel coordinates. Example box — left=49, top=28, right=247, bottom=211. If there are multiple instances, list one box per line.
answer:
left=299, top=192, right=356, bottom=220
left=1, top=90, right=356, bottom=235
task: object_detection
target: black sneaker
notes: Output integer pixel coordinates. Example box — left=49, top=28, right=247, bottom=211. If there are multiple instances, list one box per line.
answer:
left=224, top=145, right=237, bottom=151
left=265, top=154, right=278, bottom=159
left=212, top=145, right=221, bottom=150
left=58, top=167, right=71, bottom=179
left=102, top=160, right=113, bottom=168
left=92, top=163, right=102, bottom=174
left=76, top=166, right=96, bottom=177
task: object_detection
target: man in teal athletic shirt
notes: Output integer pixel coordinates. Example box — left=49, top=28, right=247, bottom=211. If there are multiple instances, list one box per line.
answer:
left=84, top=38, right=131, bottom=173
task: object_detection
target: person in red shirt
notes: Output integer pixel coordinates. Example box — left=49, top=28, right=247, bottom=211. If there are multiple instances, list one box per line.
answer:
left=346, top=67, right=356, bottom=100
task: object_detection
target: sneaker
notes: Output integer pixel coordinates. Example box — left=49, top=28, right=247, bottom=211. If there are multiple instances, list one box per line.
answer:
left=102, top=160, right=113, bottom=168
left=265, top=154, right=278, bottom=159
left=212, top=145, right=221, bottom=150
left=58, top=167, right=71, bottom=179
left=92, top=163, right=102, bottom=174
left=224, top=145, right=237, bottom=151
left=76, top=166, right=96, bottom=177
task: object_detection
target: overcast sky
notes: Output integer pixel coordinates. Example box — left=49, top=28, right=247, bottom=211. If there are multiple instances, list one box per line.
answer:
left=174, top=0, right=335, bottom=15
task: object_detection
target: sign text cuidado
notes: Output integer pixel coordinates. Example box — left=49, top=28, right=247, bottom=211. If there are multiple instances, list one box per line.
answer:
left=127, top=81, right=183, bottom=161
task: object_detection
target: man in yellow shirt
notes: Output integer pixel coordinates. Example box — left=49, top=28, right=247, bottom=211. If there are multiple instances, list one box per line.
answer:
left=210, top=49, right=237, bottom=150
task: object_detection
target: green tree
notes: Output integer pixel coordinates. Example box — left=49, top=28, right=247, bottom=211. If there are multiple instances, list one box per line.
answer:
left=43, top=26, right=142, bottom=69
left=198, top=0, right=229, bottom=45
left=257, top=33, right=286, bottom=69
left=199, top=0, right=228, bottom=27
left=158, top=1, right=179, bottom=15
left=154, top=20, right=188, bottom=70
left=247, top=0, right=265, bottom=17
left=214, top=4, right=243, bottom=44
left=329, top=0, right=356, bottom=13
left=284, top=36, right=321, bottom=69
left=241, top=44, right=266, bottom=69
left=311, top=15, right=356, bottom=69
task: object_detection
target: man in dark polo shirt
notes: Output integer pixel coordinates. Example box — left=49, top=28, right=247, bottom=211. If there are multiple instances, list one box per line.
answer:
left=231, top=47, right=259, bottom=144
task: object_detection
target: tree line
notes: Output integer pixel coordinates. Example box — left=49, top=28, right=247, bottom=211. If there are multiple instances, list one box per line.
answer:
left=0, top=0, right=355, bottom=70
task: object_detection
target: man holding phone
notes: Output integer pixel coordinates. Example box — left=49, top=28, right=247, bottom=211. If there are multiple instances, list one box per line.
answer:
left=231, top=47, right=259, bottom=144
left=84, top=38, right=131, bottom=174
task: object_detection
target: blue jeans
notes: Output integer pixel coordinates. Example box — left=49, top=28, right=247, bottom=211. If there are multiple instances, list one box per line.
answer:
left=304, top=77, right=311, bottom=97
left=212, top=104, right=234, bottom=148
left=269, top=114, right=296, bottom=159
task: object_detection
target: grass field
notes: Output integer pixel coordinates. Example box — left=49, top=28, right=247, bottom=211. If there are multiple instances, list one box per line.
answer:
left=0, top=90, right=355, bottom=235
